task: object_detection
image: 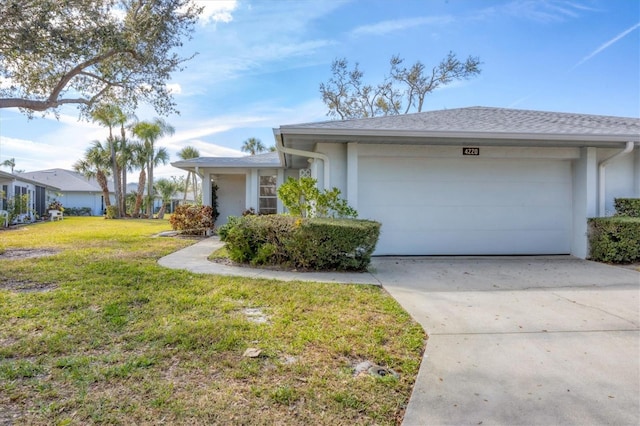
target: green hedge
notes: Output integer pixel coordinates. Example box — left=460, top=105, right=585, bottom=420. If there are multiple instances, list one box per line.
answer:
left=614, top=198, right=640, bottom=217
left=219, top=215, right=381, bottom=271
left=63, top=207, right=92, bottom=216
left=588, top=217, right=640, bottom=263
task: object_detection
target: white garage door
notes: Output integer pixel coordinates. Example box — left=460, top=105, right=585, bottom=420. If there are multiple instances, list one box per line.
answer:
left=358, top=157, right=572, bottom=255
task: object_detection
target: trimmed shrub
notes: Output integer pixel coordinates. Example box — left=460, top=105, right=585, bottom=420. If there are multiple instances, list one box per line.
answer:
left=170, top=204, right=214, bottom=235
left=588, top=217, right=640, bottom=263
left=64, top=207, right=92, bottom=216
left=105, top=205, right=118, bottom=219
left=286, top=218, right=380, bottom=270
left=220, top=215, right=380, bottom=271
left=614, top=198, right=640, bottom=217
left=222, top=215, right=296, bottom=264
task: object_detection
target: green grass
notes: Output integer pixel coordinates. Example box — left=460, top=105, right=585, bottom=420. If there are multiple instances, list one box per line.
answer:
left=0, top=217, right=425, bottom=425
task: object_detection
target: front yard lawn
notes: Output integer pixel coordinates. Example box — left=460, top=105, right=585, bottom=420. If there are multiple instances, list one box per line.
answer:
left=0, top=218, right=425, bottom=425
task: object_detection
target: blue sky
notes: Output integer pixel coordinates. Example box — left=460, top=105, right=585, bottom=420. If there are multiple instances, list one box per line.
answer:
left=0, top=0, right=638, bottom=179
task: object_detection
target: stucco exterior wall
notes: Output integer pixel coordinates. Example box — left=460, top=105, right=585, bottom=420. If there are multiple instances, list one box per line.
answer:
left=597, top=147, right=638, bottom=215
left=57, top=192, right=104, bottom=216
left=315, top=142, right=347, bottom=194
left=571, top=147, right=597, bottom=258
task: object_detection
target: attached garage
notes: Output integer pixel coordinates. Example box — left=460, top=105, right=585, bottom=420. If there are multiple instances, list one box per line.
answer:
left=173, top=107, right=639, bottom=259
left=358, top=151, right=573, bottom=255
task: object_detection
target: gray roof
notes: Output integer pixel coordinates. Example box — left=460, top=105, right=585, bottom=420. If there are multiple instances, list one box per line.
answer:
left=172, top=151, right=281, bottom=169
left=277, top=107, right=640, bottom=144
left=18, top=169, right=113, bottom=192
left=0, top=169, right=60, bottom=190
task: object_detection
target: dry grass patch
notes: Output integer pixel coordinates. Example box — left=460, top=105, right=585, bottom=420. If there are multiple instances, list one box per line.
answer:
left=0, top=217, right=425, bottom=425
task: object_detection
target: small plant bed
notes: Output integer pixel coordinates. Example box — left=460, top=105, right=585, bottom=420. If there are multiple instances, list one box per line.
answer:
left=0, top=217, right=425, bottom=425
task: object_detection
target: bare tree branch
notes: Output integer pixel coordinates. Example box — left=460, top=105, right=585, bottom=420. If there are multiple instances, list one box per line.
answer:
left=320, top=53, right=482, bottom=119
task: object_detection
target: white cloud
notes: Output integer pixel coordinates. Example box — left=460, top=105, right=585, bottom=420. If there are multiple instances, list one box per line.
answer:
left=167, top=114, right=269, bottom=144
left=173, top=140, right=243, bottom=158
left=195, top=0, right=237, bottom=25
left=501, top=0, right=596, bottom=23
left=0, top=135, right=84, bottom=172
left=350, top=16, right=454, bottom=37
left=166, top=83, right=182, bottom=95
left=0, top=76, right=15, bottom=90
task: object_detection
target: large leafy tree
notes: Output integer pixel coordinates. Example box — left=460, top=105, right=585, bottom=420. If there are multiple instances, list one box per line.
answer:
left=320, top=53, right=482, bottom=119
left=177, top=145, right=200, bottom=202
left=0, top=0, right=202, bottom=116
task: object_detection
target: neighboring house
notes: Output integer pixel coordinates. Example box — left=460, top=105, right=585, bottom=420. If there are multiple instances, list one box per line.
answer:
left=171, top=107, right=640, bottom=259
left=125, top=182, right=194, bottom=215
left=0, top=169, right=59, bottom=223
left=18, top=169, right=113, bottom=216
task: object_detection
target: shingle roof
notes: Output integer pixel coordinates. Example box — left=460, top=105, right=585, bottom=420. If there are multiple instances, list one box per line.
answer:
left=172, top=151, right=281, bottom=169
left=18, top=169, right=113, bottom=192
left=0, top=170, right=60, bottom=189
left=279, top=107, right=640, bottom=140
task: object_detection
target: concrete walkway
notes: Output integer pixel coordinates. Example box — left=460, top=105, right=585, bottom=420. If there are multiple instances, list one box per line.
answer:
left=158, top=236, right=380, bottom=285
left=159, top=238, right=640, bottom=425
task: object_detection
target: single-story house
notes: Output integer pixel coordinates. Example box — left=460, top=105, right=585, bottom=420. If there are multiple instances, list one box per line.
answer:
left=124, top=183, right=195, bottom=215
left=18, top=168, right=113, bottom=216
left=171, top=107, right=640, bottom=259
left=0, top=169, right=59, bottom=223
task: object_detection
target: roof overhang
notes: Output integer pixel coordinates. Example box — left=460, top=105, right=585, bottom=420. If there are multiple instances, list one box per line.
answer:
left=275, top=127, right=639, bottom=149
left=0, top=170, right=60, bottom=190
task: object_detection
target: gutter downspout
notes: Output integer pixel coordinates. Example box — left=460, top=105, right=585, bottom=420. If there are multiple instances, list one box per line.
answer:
left=277, top=133, right=331, bottom=189
left=598, top=141, right=634, bottom=216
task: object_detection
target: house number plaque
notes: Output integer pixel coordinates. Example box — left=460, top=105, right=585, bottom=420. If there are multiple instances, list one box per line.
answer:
left=463, top=147, right=479, bottom=156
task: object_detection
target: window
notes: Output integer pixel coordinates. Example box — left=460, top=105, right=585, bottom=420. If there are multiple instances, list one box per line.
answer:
left=13, top=185, right=28, bottom=214
left=259, top=175, right=277, bottom=214
left=1, top=185, right=7, bottom=210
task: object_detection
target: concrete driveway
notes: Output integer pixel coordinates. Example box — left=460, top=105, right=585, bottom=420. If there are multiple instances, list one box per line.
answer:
left=372, top=256, right=640, bottom=426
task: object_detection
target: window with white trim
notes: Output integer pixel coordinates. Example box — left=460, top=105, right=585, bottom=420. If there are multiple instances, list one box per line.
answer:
left=259, top=175, right=277, bottom=214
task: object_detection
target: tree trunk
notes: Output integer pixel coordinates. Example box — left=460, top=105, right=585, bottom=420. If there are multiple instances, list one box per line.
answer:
left=108, top=132, right=121, bottom=218
left=183, top=171, right=191, bottom=202
left=134, top=169, right=146, bottom=218
left=146, top=162, right=153, bottom=217
left=192, top=173, right=198, bottom=202
left=157, top=203, right=166, bottom=219
left=96, top=170, right=111, bottom=208
left=120, top=125, right=128, bottom=216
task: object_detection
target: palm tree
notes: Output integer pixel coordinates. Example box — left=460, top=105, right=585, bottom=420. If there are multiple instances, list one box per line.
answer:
left=117, top=141, right=135, bottom=215
left=92, top=104, right=125, bottom=217
left=129, top=141, right=148, bottom=218
left=177, top=146, right=200, bottom=202
left=154, top=178, right=179, bottom=219
left=1, top=158, right=16, bottom=173
left=131, top=118, right=174, bottom=217
left=73, top=140, right=113, bottom=208
left=241, top=137, right=266, bottom=155
left=116, top=110, right=137, bottom=216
